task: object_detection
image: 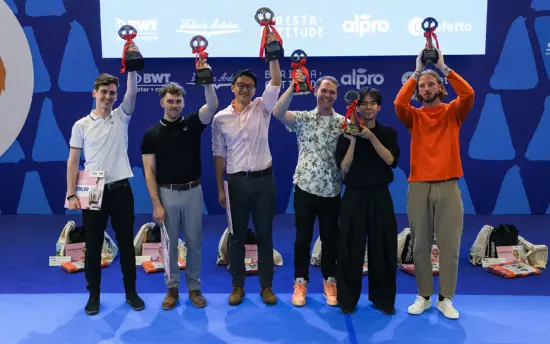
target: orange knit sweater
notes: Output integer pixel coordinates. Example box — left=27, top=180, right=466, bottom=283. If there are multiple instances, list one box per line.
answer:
left=394, top=70, right=475, bottom=182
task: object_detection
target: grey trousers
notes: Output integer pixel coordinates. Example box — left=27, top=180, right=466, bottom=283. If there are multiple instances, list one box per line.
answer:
left=159, top=184, right=203, bottom=290
left=407, top=179, right=464, bottom=299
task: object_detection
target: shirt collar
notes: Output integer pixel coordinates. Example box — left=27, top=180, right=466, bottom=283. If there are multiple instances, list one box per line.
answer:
left=89, top=110, right=112, bottom=121
left=160, top=116, right=183, bottom=126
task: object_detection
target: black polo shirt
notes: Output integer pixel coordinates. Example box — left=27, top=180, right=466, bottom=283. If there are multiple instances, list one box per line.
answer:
left=335, top=121, right=400, bottom=188
left=140, top=111, right=207, bottom=184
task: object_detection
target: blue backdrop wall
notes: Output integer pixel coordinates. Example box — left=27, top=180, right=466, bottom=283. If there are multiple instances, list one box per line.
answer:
left=1, top=0, right=550, bottom=216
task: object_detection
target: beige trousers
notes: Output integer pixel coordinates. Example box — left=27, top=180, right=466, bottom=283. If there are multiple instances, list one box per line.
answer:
left=407, top=179, right=464, bottom=298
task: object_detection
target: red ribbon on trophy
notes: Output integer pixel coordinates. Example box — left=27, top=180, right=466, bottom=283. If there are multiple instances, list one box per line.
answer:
left=191, top=36, right=209, bottom=69
left=255, top=7, right=283, bottom=60
left=423, top=18, right=440, bottom=50
left=341, top=90, right=364, bottom=132
left=290, top=49, right=313, bottom=94
left=119, top=26, right=137, bottom=73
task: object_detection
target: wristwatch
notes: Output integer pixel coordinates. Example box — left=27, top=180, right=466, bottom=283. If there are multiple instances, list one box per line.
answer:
left=66, top=194, right=76, bottom=201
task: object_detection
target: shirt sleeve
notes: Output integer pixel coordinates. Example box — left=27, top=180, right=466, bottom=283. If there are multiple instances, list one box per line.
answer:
left=382, top=127, right=400, bottom=169
left=140, top=130, right=156, bottom=155
left=69, top=121, right=84, bottom=149
left=188, top=110, right=208, bottom=132
left=211, top=115, right=226, bottom=158
left=113, top=105, right=132, bottom=126
left=335, top=134, right=350, bottom=169
left=260, top=83, right=282, bottom=115
left=286, top=110, right=308, bottom=133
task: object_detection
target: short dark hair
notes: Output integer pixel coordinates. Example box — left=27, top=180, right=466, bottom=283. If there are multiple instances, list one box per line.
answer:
left=232, top=69, right=257, bottom=87
left=158, top=82, right=186, bottom=98
left=358, top=87, right=382, bottom=105
left=94, top=73, right=119, bottom=90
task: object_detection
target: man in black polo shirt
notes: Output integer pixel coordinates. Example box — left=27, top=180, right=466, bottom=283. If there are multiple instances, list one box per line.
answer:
left=140, top=63, right=218, bottom=309
left=334, top=87, right=400, bottom=315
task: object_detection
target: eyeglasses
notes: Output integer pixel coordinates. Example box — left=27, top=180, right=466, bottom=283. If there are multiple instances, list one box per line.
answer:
left=235, top=83, right=255, bottom=91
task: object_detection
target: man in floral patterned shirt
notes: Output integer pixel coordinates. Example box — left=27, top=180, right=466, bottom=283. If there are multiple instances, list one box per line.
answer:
left=273, top=72, right=346, bottom=307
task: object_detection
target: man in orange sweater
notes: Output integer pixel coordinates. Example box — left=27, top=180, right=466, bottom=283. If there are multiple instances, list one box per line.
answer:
left=394, top=49, right=474, bottom=320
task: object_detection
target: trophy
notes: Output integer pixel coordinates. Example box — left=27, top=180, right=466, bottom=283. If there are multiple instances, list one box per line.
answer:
left=290, top=49, right=313, bottom=95
left=421, top=17, right=440, bottom=65
left=118, top=25, right=144, bottom=73
left=342, top=90, right=363, bottom=135
left=255, top=7, right=284, bottom=61
left=190, top=35, right=213, bottom=86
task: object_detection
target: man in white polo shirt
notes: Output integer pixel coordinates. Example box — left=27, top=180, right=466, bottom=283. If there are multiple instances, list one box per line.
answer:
left=66, top=44, right=144, bottom=315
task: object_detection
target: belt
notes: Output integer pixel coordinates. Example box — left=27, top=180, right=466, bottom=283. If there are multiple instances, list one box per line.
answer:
left=105, top=178, right=129, bottom=190
left=425, top=177, right=459, bottom=184
left=160, top=179, right=200, bottom=191
left=230, top=166, right=272, bottom=178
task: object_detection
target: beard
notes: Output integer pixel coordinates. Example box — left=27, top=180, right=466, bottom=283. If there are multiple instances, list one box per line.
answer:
left=420, top=93, right=438, bottom=103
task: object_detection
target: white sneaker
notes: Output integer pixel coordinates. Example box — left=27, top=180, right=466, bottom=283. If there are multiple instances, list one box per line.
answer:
left=436, top=298, right=459, bottom=319
left=407, top=295, right=432, bottom=315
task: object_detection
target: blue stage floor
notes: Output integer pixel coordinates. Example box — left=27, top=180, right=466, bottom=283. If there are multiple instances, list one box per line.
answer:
left=1, top=293, right=549, bottom=344
left=0, top=214, right=548, bottom=343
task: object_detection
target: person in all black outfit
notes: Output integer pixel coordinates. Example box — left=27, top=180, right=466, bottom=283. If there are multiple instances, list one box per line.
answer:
left=335, top=87, right=400, bottom=315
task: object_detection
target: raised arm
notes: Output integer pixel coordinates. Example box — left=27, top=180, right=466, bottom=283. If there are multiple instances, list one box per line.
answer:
left=120, top=44, right=139, bottom=115
left=272, top=84, right=297, bottom=128
left=197, top=59, right=219, bottom=124
left=394, top=51, right=426, bottom=128
left=434, top=52, right=475, bottom=124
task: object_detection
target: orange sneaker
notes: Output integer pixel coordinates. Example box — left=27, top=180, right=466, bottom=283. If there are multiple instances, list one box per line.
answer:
left=291, top=278, right=307, bottom=307
left=323, top=277, right=338, bottom=306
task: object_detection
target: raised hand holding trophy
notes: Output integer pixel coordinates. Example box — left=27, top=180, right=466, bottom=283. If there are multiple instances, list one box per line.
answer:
left=190, top=35, right=213, bottom=85
left=118, top=25, right=144, bottom=73
left=290, top=49, right=313, bottom=95
left=342, top=90, right=364, bottom=135
left=255, top=7, right=284, bottom=61
left=421, top=17, right=440, bottom=65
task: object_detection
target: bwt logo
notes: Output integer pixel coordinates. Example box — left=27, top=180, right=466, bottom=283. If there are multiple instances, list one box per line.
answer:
left=341, top=69, right=384, bottom=89
left=114, top=18, right=158, bottom=33
left=343, top=14, right=390, bottom=37
left=136, top=73, right=171, bottom=85
left=408, top=17, right=472, bottom=36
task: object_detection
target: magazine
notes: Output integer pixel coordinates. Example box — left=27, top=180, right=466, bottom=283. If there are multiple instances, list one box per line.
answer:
left=64, top=171, right=105, bottom=210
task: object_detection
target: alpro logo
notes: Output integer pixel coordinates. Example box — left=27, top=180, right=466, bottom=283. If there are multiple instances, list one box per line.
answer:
left=114, top=18, right=158, bottom=41
left=343, top=14, right=390, bottom=37
left=175, top=18, right=241, bottom=36
left=341, top=69, right=384, bottom=89
left=273, top=15, right=324, bottom=38
left=186, top=71, right=233, bottom=89
left=264, top=69, right=322, bottom=89
left=0, top=1, right=34, bottom=156
left=136, top=73, right=172, bottom=93
left=408, top=17, right=472, bottom=36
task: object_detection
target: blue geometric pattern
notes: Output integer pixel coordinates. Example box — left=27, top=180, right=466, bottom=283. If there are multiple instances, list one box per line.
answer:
left=25, top=0, right=66, bottom=17
left=32, top=98, right=69, bottom=162
left=58, top=21, right=99, bottom=92
left=469, top=94, right=515, bottom=160
left=531, top=0, right=550, bottom=11
left=17, top=171, right=53, bottom=215
left=525, top=96, right=550, bottom=161
left=493, top=166, right=531, bottom=214
left=0, top=141, right=24, bottom=164
left=490, top=16, right=538, bottom=90
left=23, top=27, right=51, bottom=93
left=2, top=1, right=550, bottom=215
left=5, top=0, right=17, bottom=14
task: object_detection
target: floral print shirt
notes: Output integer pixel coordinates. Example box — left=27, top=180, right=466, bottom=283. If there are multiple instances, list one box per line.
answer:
left=288, top=108, right=346, bottom=197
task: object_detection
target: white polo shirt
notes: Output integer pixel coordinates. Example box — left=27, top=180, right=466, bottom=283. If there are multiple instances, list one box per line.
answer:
left=69, top=106, right=133, bottom=184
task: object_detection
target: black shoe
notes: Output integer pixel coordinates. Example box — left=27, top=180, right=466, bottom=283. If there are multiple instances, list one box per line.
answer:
left=341, top=305, right=355, bottom=314
left=373, top=303, right=395, bottom=315
left=126, top=292, right=145, bottom=311
left=85, top=295, right=100, bottom=315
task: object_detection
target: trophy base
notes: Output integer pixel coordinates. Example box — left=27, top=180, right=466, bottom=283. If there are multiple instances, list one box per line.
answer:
left=195, top=68, right=214, bottom=86
left=343, top=124, right=361, bottom=135
left=421, top=49, right=439, bottom=65
left=294, top=82, right=311, bottom=96
left=264, top=41, right=284, bottom=61
left=124, top=51, right=145, bottom=72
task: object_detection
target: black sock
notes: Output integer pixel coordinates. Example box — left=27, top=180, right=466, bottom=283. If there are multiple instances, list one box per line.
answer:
left=439, top=294, right=446, bottom=301
left=423, top=296, right=430, bottom=301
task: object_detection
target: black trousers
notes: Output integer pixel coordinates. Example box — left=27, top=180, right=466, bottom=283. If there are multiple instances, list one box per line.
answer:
left=294, top=186, right=341, bottom=281
left=336, top=186, right=397, bottom=309
left=82, top=179, right=136, bottom=296
left=226, top=171, right=276, bottom=288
